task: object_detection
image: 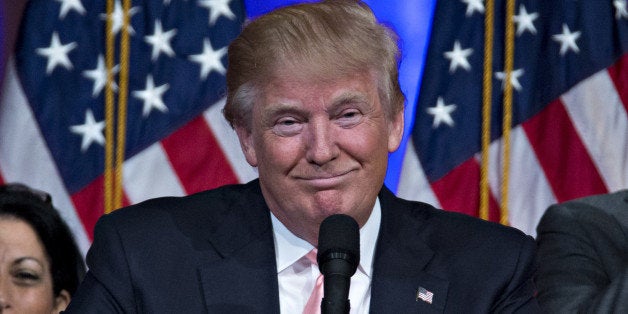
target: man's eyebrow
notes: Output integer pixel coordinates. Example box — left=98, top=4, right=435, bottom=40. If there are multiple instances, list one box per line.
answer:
left=261, top=92, right=371, bottom=121
left=264, top=102, right=304, bottom=117
left=260, top=102, right=306, bottom=125
left=331, top=92, right=370, bottom=107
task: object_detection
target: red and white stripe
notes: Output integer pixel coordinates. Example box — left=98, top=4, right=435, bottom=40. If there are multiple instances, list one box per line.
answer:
left=0, top=58, right=92, bottom=253
left=399, top=55, right=628, bottom=236
left=0, top=58, right=258, bottom=254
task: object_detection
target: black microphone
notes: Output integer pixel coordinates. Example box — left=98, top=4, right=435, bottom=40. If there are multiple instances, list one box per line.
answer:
left=317, top=214, right=360, bottom=314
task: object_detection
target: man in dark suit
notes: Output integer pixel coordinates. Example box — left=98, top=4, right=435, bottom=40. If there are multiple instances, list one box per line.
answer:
left=67, top=1, right=540, bottom=312
left=535, top=190, right=628, bottom=313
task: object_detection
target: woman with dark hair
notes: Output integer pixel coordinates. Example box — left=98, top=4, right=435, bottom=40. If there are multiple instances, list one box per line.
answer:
left=0, top=183, right=85, bottom=313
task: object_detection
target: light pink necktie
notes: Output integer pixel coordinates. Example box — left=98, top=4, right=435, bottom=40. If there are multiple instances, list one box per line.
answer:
left=303, top=249, right=323, bottom=314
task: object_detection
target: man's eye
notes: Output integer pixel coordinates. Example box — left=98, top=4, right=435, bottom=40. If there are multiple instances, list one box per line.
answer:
left=337, top=109, right=363, bottom=127
left=273, top=117, right=302, bottom=136
left=342, top=111, right=358, bottom=118
left=279, top=119, right=297, bottom=126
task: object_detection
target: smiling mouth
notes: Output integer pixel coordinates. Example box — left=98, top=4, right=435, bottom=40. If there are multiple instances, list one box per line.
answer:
left=296, top=170, right=355, bottom=187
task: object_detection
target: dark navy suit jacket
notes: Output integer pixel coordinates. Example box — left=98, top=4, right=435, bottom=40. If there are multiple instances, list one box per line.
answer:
left=535, top=189, right=628, bottom=313
left=66, top=179, right=540, bottom=313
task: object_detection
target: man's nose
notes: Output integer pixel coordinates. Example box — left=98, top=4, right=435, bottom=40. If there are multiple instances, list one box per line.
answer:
left=305, top=118, right=339, bottom=165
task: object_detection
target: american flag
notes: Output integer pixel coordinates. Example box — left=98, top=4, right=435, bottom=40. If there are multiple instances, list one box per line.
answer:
left=3, top=0, right=628, bottom=256
left=397, top=0, right=628, bottom=236
left=0, top=0, right=254, bottom=254
left=416, top=286, right=434, bottom=304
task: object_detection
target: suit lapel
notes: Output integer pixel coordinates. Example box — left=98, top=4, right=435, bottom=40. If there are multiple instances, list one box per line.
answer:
left=197, top=181, right=280, bottom=313
left=370, top=188, right=449, bottom=313
left=198, top=234, right=279, bottom=312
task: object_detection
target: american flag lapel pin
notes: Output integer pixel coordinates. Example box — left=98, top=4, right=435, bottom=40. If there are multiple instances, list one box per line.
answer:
left=416, top=286, right=434, bottom=304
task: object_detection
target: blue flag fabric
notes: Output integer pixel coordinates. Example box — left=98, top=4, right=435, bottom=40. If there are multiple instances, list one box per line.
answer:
left=0, top=0, right=250, bottom=252
left=15, top=0, right=244, bottom=194
left=399, top=0, right=628, bottom=234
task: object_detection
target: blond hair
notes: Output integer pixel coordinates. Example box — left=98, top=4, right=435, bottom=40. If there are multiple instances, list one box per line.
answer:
left=223, top=0, right=404, bottom=130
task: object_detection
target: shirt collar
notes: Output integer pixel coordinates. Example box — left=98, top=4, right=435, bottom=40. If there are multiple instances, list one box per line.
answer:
left=272, top=198, right=382, bottom=278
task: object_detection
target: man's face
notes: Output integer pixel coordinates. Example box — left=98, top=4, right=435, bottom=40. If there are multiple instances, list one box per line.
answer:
left=236, top=70, right=404, bottom=245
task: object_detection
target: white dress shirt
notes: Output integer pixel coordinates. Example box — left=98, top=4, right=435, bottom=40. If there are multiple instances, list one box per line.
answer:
left=271, top=198, right=381, bottom=314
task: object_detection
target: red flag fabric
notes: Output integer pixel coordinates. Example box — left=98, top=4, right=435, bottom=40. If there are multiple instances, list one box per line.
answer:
left=0, top=0, right=253, bottom=254
left=397, top=0, right=628, bottom=236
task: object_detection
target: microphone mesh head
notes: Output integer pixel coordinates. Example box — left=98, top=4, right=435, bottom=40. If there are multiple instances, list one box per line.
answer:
left=317, top=214, right=360, bottom=270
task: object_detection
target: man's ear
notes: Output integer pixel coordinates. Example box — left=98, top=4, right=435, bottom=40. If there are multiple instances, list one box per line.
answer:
left=235, top=126, right=258, bottom=167
left=388, top=109, right=405, bottom=152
